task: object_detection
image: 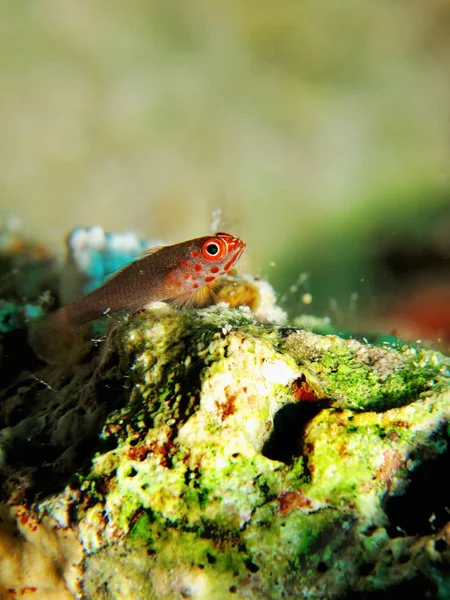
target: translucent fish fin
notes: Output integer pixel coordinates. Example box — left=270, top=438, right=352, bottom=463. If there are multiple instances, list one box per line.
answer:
left=165, top=292, right=197, bottom=310
left=29, top=309, right=92, bottom=366
left=190, top=285, right=217, bottom=308
left=135, top=246, right=165, bottom=260
left=166, top=284, right=218, bottom=309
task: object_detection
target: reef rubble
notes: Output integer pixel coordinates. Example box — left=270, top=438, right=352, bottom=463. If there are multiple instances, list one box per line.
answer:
left=1, top=224, right=450, bottom=599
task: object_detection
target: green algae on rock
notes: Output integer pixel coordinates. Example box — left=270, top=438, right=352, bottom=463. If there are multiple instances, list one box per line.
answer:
left=23, top=304, right=447, bottom=599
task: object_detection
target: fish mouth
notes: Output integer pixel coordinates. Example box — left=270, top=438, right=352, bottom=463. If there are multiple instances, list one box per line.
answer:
left=231, top=240, right=246, bottom=265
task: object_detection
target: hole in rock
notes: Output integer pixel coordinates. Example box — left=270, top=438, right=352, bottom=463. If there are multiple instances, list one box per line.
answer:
left=340, top=576, right=437, bottom=600
left=317, top=561, right=328, bottom=573
left=358, top=563, right=374, bottom=576
left=244, top=559, right=259, bottom=573
left=385, top=445, right=450, bottom=537
left=434, top=539, right=447, bottom=553
left=262, top=403, right=323, bottom=464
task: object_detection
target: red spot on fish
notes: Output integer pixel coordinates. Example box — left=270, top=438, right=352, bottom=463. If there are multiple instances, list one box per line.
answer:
left=184, top=274, right=190, bottom=280
left=180, top=259, right=189, bottom=267
left=193, top=283, right=199, bottom=289
left=210, top=266, right=220, bottom=274
left=194, top=264, right=202, bottom=272
left=192, top=251, right=199, bottom=258
left=205, top=276, right=215, bottom=283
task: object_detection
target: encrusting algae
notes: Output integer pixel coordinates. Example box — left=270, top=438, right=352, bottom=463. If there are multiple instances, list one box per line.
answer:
left=1, top=224, right=450, bottom=599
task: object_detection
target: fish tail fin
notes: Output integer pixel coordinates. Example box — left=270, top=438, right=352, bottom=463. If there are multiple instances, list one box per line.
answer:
left=29, top=308, right=91, bottom=366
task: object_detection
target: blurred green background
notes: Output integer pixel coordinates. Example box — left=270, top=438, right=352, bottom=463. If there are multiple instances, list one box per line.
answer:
left=1, top=0, right=449, bottom=333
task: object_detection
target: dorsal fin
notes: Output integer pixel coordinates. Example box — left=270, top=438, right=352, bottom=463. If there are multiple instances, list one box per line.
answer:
left=135, top=245, right=165, bottom=261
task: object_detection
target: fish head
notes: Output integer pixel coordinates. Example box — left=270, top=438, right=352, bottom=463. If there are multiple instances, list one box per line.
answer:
left=200, top=232, right=246, bottom=270
left=172, top=232, right=246, bottom=296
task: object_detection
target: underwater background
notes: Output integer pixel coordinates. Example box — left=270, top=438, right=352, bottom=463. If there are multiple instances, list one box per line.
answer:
left=0, top=0, right=449, bottom=343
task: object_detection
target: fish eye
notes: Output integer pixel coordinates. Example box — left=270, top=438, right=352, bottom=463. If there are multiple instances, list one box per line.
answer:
left=201, top=238, right=226, bottom=260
